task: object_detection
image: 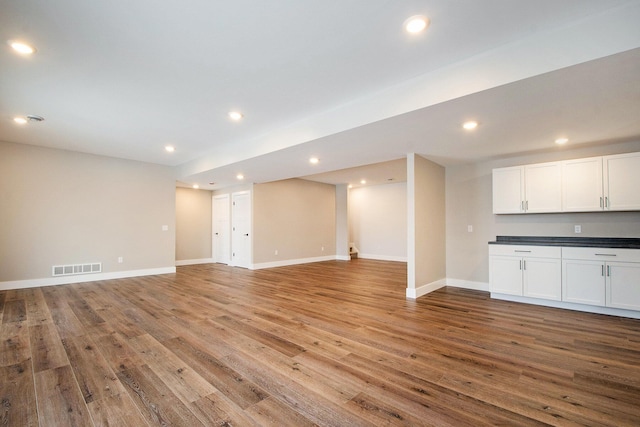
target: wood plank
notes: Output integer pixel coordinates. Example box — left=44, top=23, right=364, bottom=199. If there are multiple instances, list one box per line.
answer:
left=0, top=360, right=38, bottom=426
left=127, top=333, right=217, bottom=404
left=30, top=323, right=68, bottom=372
left=163, top=335, right=270, bottom=409
left=117, top=364, right=205, bottom=426
left=34, top=365, right=94, bottom=426
left=61, top=334, right=124, bottom=403
left=25, top=288, right=54, bottom=326
left=0, top=322, right=30, bottom=367
left=1, top=299, right=26, bottom=324
left=87, top=392, right=149, bottom=427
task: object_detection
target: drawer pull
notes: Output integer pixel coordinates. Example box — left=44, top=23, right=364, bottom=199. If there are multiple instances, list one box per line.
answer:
left=514, top=250, right=532, bottom=253
left=594, top=253, right=616, bottom=256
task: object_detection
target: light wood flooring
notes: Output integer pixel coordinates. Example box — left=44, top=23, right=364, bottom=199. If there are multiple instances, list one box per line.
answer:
left=2, top=259, right=640, bottom=426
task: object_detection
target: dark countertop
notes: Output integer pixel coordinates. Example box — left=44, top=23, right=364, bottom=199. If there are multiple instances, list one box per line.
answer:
left=488, top=236, right=640, bottom=249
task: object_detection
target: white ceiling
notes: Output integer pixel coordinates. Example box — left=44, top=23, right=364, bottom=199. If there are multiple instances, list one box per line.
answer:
left=2, top=1, right=639, bottom=190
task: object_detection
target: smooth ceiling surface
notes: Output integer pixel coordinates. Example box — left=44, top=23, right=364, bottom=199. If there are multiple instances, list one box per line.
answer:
left=1, top=1, right=639, bottom=189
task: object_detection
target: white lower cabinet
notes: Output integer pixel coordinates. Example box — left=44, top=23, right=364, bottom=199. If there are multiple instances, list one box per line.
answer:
left=490, top=244, right=640, bottom=315
left=562, top=247, right=640, bottom=311
left=562, top=259, right=606, bottom=306
left=489, top=245, right=561, bottom=300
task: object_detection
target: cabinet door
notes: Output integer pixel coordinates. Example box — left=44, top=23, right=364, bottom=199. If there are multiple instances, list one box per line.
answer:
left=562, top=157, right=603, bottom=212
left=607, top=262, right=640, bottom=311
left=524, top=162, right=562, bottom=213
left=604, top=152, right=640, bottom=211
left=489, top=256, right=523, bottom=295
left=523, top=257, right=562, bottom=301
left=562, top=259, right=605, bottom=306
left=492, top=167, right=524, bottom=214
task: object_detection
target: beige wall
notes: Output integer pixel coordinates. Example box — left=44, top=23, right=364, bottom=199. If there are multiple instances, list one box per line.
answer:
left=175, top=187, right=212, bottom=261
left=446, top=140, right=640, bottom=285
left=253, top=178, right=336, bottom=264
left=0, top=141, right=175, bottom=282
left=408, top=154, right=446, bottom=289
left=349, top=182, right=407, bottom=261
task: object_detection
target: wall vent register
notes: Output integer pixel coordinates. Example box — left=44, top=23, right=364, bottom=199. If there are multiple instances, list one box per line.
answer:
left=52, top=263, right=102, bottom=277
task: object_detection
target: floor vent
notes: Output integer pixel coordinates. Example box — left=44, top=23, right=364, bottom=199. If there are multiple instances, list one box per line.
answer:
left=52, top=263, right=102, bottom=277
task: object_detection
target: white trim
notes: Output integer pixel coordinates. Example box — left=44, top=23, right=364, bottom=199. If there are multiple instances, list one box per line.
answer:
left=251, top=255, right=336, bottom=270
left=175, top=258, right=214, bottom=266
left=445, top=279, right=490, bottom=292
left=406, top=278, right=446, bottom=299
left=358, top=253, right=408, bottom=262
left=0, top=267, right=176, bottom=291
left=336, top=255, right=351, bottom=261
left=491, top=293, right=640, bottom=320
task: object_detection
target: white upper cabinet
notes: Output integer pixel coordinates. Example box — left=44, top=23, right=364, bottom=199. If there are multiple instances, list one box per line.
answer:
left=524, top=162, right=562, bottom=213
left=492, top=162, right=561, bottom=214
left=604, top=152, right=640, bottom=211
left=562, top=157, right=604, bottom=212
left=492, top=167, right=524, bottom=214
left=493, top=151, right=640, bottom=214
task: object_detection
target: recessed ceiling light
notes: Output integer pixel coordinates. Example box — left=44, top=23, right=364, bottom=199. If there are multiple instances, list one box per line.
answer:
left=348, top=184, right=353, bottom=189
left=404, top=15, right=430, bottom=33
left=309, top=157, right=319, bottom=164
left=228, top=111, right=243, bottom=121
left=463, top=121, right=478, bottom=130
left=13, top=117, right=28, bottom=124
left=360, top=179, right=367, bottom=185
left=165, top=145, right=175, bottom=152
left=192, top=184, right=199, bottom=189
left=236, top=174, right=244, bottom=180
left=9, top=40, right=36, bottom=55
left=555, top=137, right=569, bottom=145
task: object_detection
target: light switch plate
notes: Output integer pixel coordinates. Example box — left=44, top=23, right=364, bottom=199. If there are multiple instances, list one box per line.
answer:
left=574, top=225, right=582, bottom=234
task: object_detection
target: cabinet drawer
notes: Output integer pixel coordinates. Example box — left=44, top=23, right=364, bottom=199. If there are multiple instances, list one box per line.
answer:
left=562, top=247, right=640, bottom=263
left=489, top=245, right=561, bottom=258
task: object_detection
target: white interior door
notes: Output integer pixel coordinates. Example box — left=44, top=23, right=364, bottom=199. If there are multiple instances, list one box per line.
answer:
left=231, top=191, right=251, bottom=268
left=212, top=194, right=230, bottom=264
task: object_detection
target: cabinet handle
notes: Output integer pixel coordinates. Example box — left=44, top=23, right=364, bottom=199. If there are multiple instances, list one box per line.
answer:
left=514, top=250, right=531, bottom=253
left=519, top=260, right=522, bottom=270
left=605, top=197, right=609, bottom=208
left=523, top=260, right=526, bottom=270
left=601, top=264, right=605, bottom=276
left=525, top=200, right=529, bottom=211
left=521, top=201, right=525, bottom=212
left=594, top=253, right=616, bottom=256
left=607, top=265, right=611, bottom=277
left=600, top=197, right=603, bottom=208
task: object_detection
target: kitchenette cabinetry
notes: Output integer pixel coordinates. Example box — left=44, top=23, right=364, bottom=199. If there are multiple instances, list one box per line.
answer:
left=489, top=237, right=640, bottom=318
left=563, top=247, right=640, bottom=311
left=489, top=245, right=561, bottom=300
left=493, top=151, right=640, bottom=214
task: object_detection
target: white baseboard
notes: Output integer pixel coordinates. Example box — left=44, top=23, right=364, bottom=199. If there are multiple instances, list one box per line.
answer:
left=445, top=278, right=490, bottom=292
left=358, top=253, right=407, bottom=262
left=0, top=267, right=176, bottom=291
left=175, top=258, right=214, bottom=266
left=406, top=278, right=447, bottom=299
left=251, top=255, right=338, bottom=270
left=336, top=255, right=351, bottom=261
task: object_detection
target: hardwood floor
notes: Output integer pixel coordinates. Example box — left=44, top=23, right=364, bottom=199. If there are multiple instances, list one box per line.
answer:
left=2, top=259, right=640, bottom=426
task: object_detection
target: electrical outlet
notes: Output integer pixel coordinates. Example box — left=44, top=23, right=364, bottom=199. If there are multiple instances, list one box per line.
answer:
left=574, top=225, right=582, bottom=234
left=321, top=246, right=324, bottom=252
left=118, top=257, right=123, bottom=263
left=467, top=225, right=473, bottom=232
left=162, top=225, right=169, bottom=231
left=274, top=249, right=278, bottom=255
